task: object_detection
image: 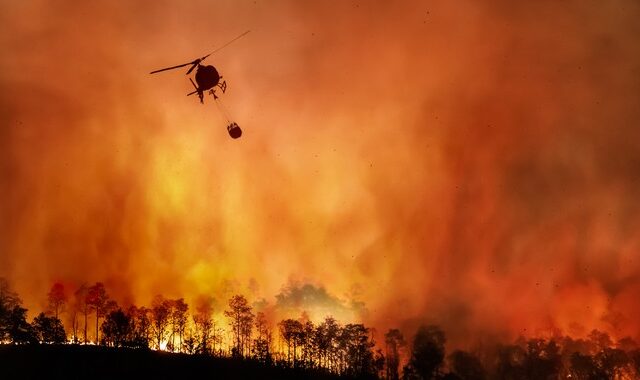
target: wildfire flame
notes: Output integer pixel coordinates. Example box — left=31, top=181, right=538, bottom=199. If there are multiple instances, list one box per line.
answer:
left=1, top=0, right=640, bottom=349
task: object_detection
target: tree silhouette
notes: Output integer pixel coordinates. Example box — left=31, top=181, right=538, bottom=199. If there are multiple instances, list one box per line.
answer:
left=128, top=305, right=151, bottom=348
left=316, top=316, right=341, bottom=371
left=68, top=297, right=80, bottom=343
left=13, top=273, right=640, bottom=379
left=522, top=338, right=561, bottom=380
left=182, top=328, right=198, bottom=355
left=47, top=282, right=67, bottom=320
left=494, top=343, right=526, bottom=380
left=405, top=325, right=445, bottom=380
left=0, top=278, right=36, bottom=344
left=86, top=282, right=109, bottom=344
left=242, top=311, right=254, bottom=356
left=448, top=350, right=485, bottom=380
left=74, top=283, right=90, bottom=344
left=32, top=312, right=66, bottom=343
left=279, top=318, right=303, bottom=366
left=569, top=351, right=606, bottom=380
left=385, top=328, right=406, bottom=380
left=101, top=308, right=131, bottom=347
left=630, top=349, right=640, bottom=378
left=300, top=315, right=315, bottom=368
left=163, top=299, right=176, bottom=351
left=374, top=348, right=386, bottom=379
left=151, top=295, right=171, bottom=350
left=587, top=329, right=613, bottom=352
left=224, top=295, right=254, bottom=357
left=171, top=298, right=188, bottom=352
left=193, top=297, right=213, bottom=354
left=252, top=311, right=272, bottom=363
left=7, top=303, right=36, bottom=343
left=596, top=347, right=632, bottom=379
left=339, top=323, right=376, bottom=377
left=0, top=277, right=20, bottom=342
left=492, top=338, right=562, bottom=380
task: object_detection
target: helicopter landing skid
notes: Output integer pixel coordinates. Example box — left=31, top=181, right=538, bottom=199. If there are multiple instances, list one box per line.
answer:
left=218, top=80, right=227, bottom=93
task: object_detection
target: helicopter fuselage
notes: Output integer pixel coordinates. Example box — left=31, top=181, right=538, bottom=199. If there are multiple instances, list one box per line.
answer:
left=195, top=65, right=220, bottom=91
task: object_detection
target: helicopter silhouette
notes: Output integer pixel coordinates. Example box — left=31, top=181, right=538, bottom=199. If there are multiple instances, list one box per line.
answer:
left=150, top=31, right=249, bottom=139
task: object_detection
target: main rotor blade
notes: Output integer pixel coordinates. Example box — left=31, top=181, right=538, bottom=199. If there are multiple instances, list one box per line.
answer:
left=199, top=30, right=250, bottom=63
left=150, top=31, right=249, bottom=75
left=150, top=61, right=195, bottom=74
left=185, top=61, right=200, bottom=75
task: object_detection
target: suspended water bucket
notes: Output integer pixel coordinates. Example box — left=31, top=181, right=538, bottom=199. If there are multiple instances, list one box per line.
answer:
left=227, top=122, right=242, bottom=139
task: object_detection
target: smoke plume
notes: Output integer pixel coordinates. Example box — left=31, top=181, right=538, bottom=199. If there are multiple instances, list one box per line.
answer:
left=2, top=0, right=640, bottom=348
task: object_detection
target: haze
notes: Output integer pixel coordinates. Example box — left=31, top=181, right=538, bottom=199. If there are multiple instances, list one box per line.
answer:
left=2, top=0, right=640, bottom=348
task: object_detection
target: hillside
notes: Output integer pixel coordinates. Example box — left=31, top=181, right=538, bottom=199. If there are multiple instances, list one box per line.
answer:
left=0, top=344, right=352, bottom=380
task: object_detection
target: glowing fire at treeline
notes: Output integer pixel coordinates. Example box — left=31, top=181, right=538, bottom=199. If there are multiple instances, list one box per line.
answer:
left=2, top=0, right=640, bottom=366
left=3, top=278, right=640, bottom=378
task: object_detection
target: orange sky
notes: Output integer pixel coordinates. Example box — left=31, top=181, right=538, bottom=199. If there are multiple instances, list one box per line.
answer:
left=1, top=0, right=640, bottom=348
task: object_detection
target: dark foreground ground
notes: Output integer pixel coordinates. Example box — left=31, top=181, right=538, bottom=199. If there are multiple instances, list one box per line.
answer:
left=0, top=344, right=348, bottom=380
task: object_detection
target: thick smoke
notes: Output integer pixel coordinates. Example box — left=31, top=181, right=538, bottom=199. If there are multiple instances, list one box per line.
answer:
left=1, top=0, right=640, bottom=348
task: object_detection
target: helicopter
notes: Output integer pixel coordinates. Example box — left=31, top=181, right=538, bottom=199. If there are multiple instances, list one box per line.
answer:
left=150, top=31, right=249, bottom=139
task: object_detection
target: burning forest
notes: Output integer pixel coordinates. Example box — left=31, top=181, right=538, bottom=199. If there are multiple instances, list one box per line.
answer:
left=2, top=0, right=640, bottom=379
left=2, top=277, right=640, bottom=379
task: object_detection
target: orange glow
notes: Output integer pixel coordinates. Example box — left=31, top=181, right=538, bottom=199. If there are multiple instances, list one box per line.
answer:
left=1, top=0, right=640, bottom=349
